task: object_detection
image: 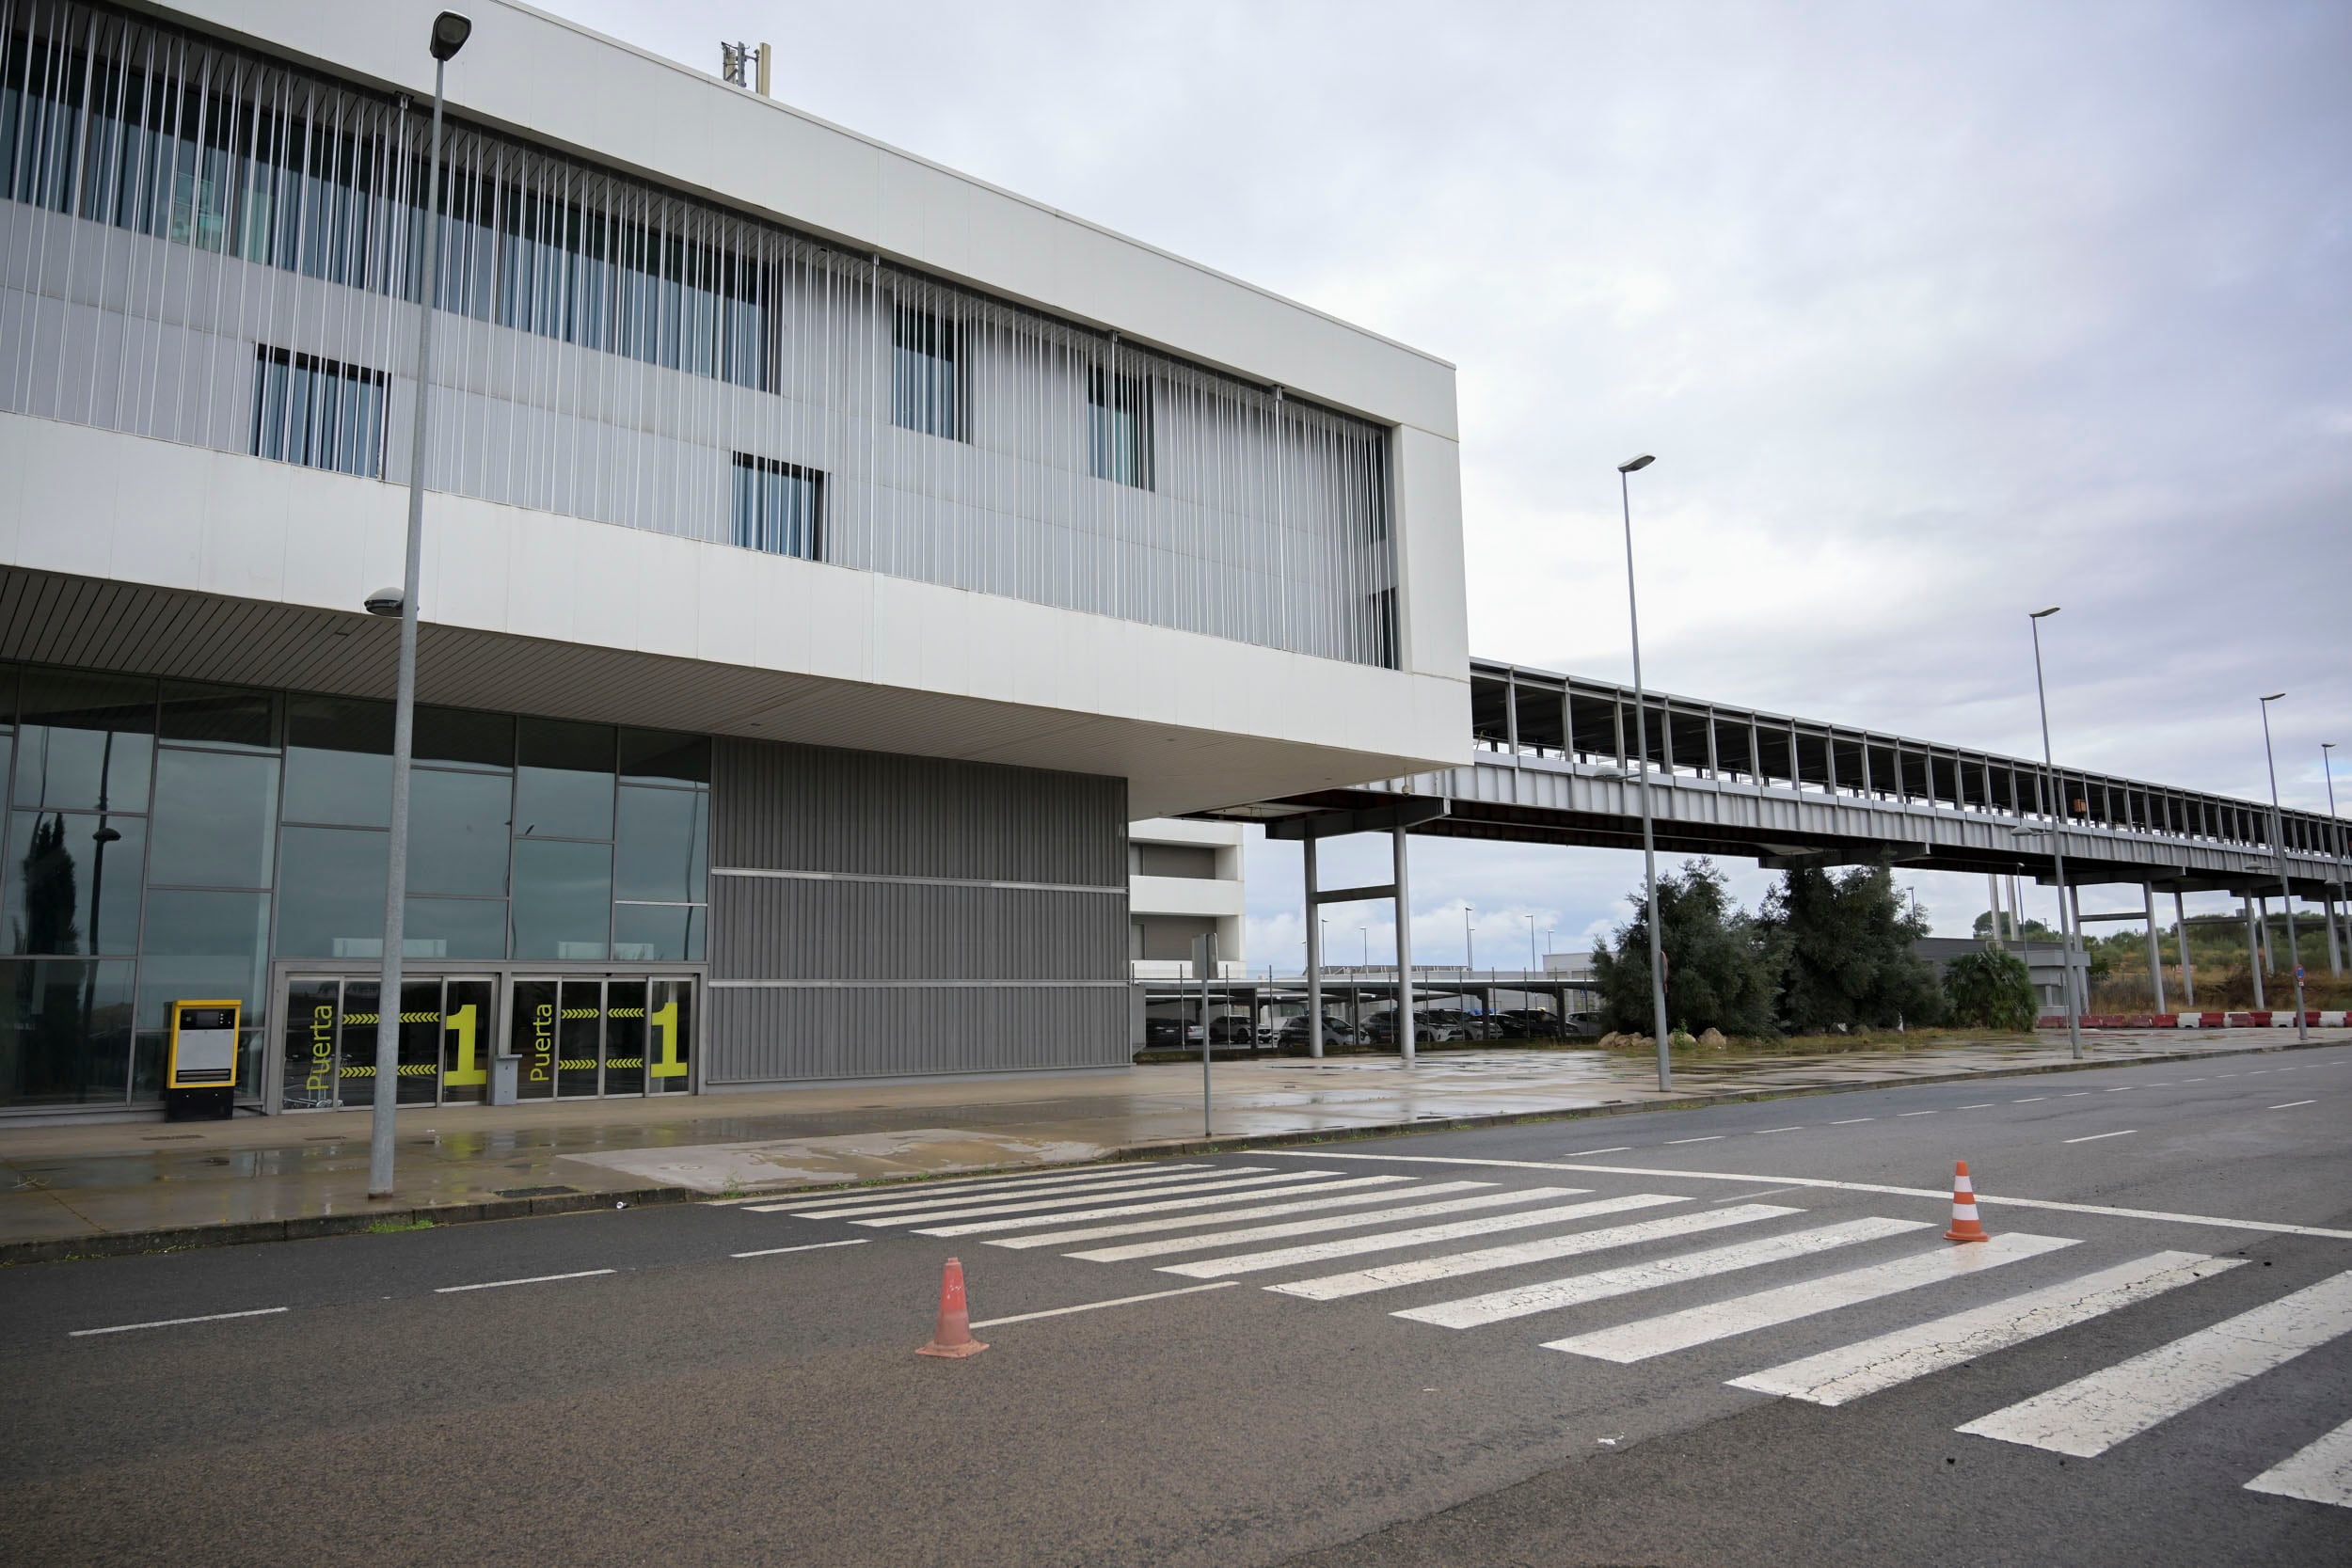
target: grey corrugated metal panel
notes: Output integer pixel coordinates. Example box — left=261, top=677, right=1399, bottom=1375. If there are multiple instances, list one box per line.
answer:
left=708, top=877, right=1124, bottom=984
left=704, top=985, right=1130, bottom=1084
left=711, top=736, right=1126, bottom=887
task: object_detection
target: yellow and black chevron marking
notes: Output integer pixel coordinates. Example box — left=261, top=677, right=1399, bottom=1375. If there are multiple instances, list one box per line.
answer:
left=608, top=1007, right=645, bottom=1020
left=560, top=1007, right=600, bottom=1020
left=337, top=1011, right=443, bottom=1026
left=558, top=1057, right=600, bottom=1070
left=601, top=1057, right=644, bottom=1069
left=335, top=1064, right=438, bottom=1078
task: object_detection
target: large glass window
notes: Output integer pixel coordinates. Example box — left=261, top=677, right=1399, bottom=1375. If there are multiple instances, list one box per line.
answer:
left=1088, top=367, right=1152, bottom=489
left=135, top=889, right=270, bottom=1030
left=276, top=826, right=387, bottom=959
left=614, top=902, right=704, bottom=963
left=283, top=697, right=393, bottom=826
left=149, top=749, right=279, bottom=890
left=4, top=811, right=144, bottom=954
left=615, top=786, right=707, bottom=904
left=404, top=896, right=507, bottom=960
left=516, top=720, right=614, bottom=842
left=251, top=346, right=388, bottom=479
left=159, top=684, right=277, bottom=751
left=892, top=307, right=964, bottom=440
left=13, top=670, right=153, bottom=814
left=512, top=839, right=612, bottom=960
left=0, top=958, right=136, bottom=1104
left=732, top=454, right=823, bottom=561
left=407, top=769, right=512, bottom=896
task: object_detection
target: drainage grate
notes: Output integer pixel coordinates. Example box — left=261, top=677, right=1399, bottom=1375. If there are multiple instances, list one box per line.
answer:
left=494, top=1184, right=580, bottom=1198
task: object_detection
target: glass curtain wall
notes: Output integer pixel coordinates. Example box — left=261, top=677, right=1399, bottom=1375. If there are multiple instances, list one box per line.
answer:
left=0, top=660, right=709, bottom=1110
left=0, top=0, right=1401, bottom=668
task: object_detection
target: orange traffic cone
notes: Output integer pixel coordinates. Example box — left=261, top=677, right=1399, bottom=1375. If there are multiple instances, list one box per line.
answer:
left=916, top=1257, right=989, bottom=1358
left=1944, top=1160, right=1991, bottom=1243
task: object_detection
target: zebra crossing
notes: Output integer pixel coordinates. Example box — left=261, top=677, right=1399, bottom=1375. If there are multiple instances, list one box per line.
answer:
left=754, top=1161, right=2352, bottom=1508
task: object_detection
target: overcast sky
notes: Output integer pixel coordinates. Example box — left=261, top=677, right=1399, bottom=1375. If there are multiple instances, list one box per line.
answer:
left=551, top=0, right=2351, bottom=966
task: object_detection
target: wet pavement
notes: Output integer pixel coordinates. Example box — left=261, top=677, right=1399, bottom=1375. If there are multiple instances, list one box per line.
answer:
left=4, top=1028, right=2344, bottom=1257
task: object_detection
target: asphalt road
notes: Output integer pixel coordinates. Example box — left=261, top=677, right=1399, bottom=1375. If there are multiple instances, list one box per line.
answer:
left=4, top=1042, right=2348, bottom=1567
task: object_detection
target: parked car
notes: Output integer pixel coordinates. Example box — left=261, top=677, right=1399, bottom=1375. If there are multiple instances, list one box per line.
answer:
left=1207, top=1016, right=1258, bottom=1045
left=1278, top=1014, right=1359, bottom=1045
left=1493, top=1009, right=1564, bottom=1039
left=1143, top=1018, right=1207, bottom=1048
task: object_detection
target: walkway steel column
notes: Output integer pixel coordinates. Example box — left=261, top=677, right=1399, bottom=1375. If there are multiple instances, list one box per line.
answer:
left=2258, top=895, right=2274, bottom=974
left=2027, top=609, right=2081, bottom=1060
left=1619, top=455, right=1672, bottom=1092
left=2246, top=895, right=2266, bottom=1010
left=1303, top=839, right=1324, bottom=1061
left=2323, top=743, right=2344, bottom=976
left=2174, top=889, right=2196, bottom=1007
left=2257, top=695, right=2308, bottom=1041
left=1392, top=826, right=1417, bottom=1067
left=2141, top=883, right=2166, bottom=1013
left=373, top=24, right=469, bottom=1198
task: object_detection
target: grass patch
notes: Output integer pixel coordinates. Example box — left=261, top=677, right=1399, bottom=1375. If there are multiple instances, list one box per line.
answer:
left=1598, top=1026, right=2035, bottom=1058
left=363, top=1216, right=435, bottom=1234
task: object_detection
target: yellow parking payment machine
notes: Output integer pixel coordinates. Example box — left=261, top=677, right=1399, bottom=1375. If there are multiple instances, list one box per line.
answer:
left=166, top=1000, right=241, bottom=1120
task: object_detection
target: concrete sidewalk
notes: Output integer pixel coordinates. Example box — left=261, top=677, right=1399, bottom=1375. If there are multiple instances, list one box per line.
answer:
left=6, top=1028, right=2345, bottom=1261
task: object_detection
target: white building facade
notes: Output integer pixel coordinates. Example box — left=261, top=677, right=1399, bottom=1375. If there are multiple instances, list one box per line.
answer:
left=1128, top=817, right=1245, bottom=982
left=0, top=0, right=1467, bottom=1115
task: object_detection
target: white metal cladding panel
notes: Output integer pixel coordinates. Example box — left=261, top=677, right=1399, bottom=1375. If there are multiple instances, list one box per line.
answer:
left=709, top=736, right=1127, bottom=888
left=706, top=984, right=1131, bottom=1083
left=0, top=0, right=1400, bottom=667
left=708, top=878, right=1126, bottom=984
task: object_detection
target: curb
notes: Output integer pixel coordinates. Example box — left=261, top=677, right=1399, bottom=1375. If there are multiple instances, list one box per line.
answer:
left=5, top=1034, right=2337, bottom=1266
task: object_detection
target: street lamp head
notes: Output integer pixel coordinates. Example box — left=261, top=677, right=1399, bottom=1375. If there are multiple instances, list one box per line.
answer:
left=2029, top=606, right=2060, bottom=619
left=1616, top=453, right=1656, bottom=474
left=2262, top=691, right=2286, bottom=704
left=429, top=10, right=472, bottom=60
left=363, top=587, right=405, bottom=617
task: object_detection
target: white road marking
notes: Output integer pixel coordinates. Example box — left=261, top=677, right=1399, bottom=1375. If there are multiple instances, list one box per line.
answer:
left=903, top=1176, right=1414, bottom=1237
left=1897, top=1111, right=1938, bottom=1117
left=1253, top=1152, right=2352, bottom=1241
left=986, top=1179, right=1448, bottom=1249
left=1727, top=1252, right=2240, bottom=1404
left=1711, top=1187, right=1804, bottom=1204
left=1560, top=1147, right=1631, bottom=1157
left=731, top=1239, right=872, bottom=1259
left=2106, top=1087, right=2135, bottom=1092
left=847, top=1170, right=1339, bottom=1227
left=755, top=1163, right=1210, bottom=1210
left=1666, top=1136, right=1724, bottom=1145
left=71, top=1307, right=289, bottom=1337
left=1752, top=1127, right=1804, bottom=1135
left=1157, top=1195, right=1692, bottom=1280
left=2012, top=1097, right=2048, bottom=1103
left=773, top=1165, right=1273, bottom=1217
left=968, top=1281, right=1234, bottom=1328
left=1061, top=1187, right=1595, bottom=1261
left=1829, top=1118, right=1874, bottom=1125
left=2060, top=1092, right=2091, bottom=1098
left=1958, top=1271, right=2352, bottom=1457
left=1269, top=1204, right=1798, bottom=1302
left=436, top=1269, right=617, bottom=1294
left=1552, top=1233, right=2075, bottom=1363
left=1394, top=1217, right=1929, bottom=1330
left=1959, top=1103, right=1995, bottom=1109
left=2182, top=1079, right=2207, bottom=1084
left=2245, top=1416, right=2352, bottom=1509
left=2273, top=1101, right=2316, bottom=1110
left=2064, top=1131, right=2136, bottom=1144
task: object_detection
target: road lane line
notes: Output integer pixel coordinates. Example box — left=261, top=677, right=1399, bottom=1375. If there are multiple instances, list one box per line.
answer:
left=2245, top=1416, right=2352, bottom=1509
left=2060, top=1092, right=2091, bottom=1098
left=1060, top=1187, right=1594, bottom=1261
left=1394, top=1217, right=1929, bottom=1330
left=1727, top=1252, right=2239, bottom=1404
left=1666, top=1136, right=1724, bottom=1145
left=1829, top=1118, right=1874, bottom=1125
left=1560, top=1147, right=1631, bottom=1157
left=846, top=1170, right=1341, bottom=1226
left=908, top=1176, right=1424, bottom=1237
left=1551, top=1233, right=2075, bottom=1363
left=437, top=1269, right=616, bottom=1294
left=2106, top=1087, right=2135, bottom=1092
left=751, top=1163, right=1211, bottom=1210
left=1959, top=1103, right=1994, bottom=1109
left=1252, top=1153, right=2352, bottom=1240
left=2012, top=1097, right=2047, bottom=1103
left=985, top=1179, right=1455, bottom=1249
left=1751, top=1127, right=1804, bottom=1135
left=2273, top=1101, right=2316, bottom=1110
left=1958, top=1271, right=2352, bottom=1457
left=1269, top=1204, right=1796, bottom=1302
left=1156, top=1195, right=1690, bottom=1279
left=1897, top=1111, right=1938, bottom=1117
left=731, top=1239, right=872, bottom=1259
left=2064, top=1131, right=2136, bottom=1144
left=968, top=1281, right=1233, bottom=1328
left=71, top=1307, right=289, bottom=1337
left=774, top=1165, right=1276, bottom=1218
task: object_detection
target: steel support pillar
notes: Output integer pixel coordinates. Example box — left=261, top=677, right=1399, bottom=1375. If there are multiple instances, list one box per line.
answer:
left=2175, top=890, right=2196, bottom=1007
left=2142, top=882, right=2166, bottom=1014
left=2247, top=895, right=2266, bottom=1010
left=2258, top=895, right=2274, bottom=973
left=1303, top=839, right=1323, bottom=1061
left=1393, top=826, right=1417, bottom=1067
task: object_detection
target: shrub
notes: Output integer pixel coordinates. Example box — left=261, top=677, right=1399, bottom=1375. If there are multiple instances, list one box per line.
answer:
left=1944, top=949, right=2038, bottom=1032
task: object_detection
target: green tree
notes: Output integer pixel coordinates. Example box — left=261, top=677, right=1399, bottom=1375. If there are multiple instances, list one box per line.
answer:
left=1971, top=910, right=2057, bottom=942
left=1592, top=861, right=1779, bottom=1038
left=1767, top=863, right=1947, bottom=1032
left=1944, top=949, right=2038, bottom=1031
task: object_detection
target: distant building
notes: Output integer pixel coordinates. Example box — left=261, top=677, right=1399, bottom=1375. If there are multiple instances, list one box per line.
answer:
left=1129, top=820, right=1246, bottom=981
left=1913, top=938, right=2088, bottom=1014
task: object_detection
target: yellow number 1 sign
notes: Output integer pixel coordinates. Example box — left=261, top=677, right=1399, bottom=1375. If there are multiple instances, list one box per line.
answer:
left=649, top=997, right=686, bottom=1079
left=442, top=1002, right=484, bottom=1086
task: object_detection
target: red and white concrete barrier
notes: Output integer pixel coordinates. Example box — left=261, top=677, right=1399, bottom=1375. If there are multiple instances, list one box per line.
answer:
left=2037, top=1011, right=2348, bottom=1030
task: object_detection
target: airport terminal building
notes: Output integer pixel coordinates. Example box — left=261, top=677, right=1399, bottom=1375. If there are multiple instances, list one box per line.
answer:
left=0, top=0, right=1466, bottom=1116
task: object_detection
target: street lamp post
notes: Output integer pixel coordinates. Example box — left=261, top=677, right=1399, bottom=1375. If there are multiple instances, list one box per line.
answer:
left=2324, top=742, right=2345, bottom=975
left=369, top=10, right=472, bottom=1199
left=1463, top=904, right=1474, bottom=974
left=1526, top=912, right=1537, bottom=976
left=2027, top=608, right=2081, bottom=1061
left=1618, top=454, right=1672, bottom=1092
left=1360, top=927, right=1369, bottom=969
left=2259, top=694, right=2308, bottom=1042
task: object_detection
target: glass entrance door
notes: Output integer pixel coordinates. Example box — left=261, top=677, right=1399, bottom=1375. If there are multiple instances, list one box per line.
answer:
left=506, top=974, right=692, bottom=1100
left=278, top=974, right=495, bottom=1110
